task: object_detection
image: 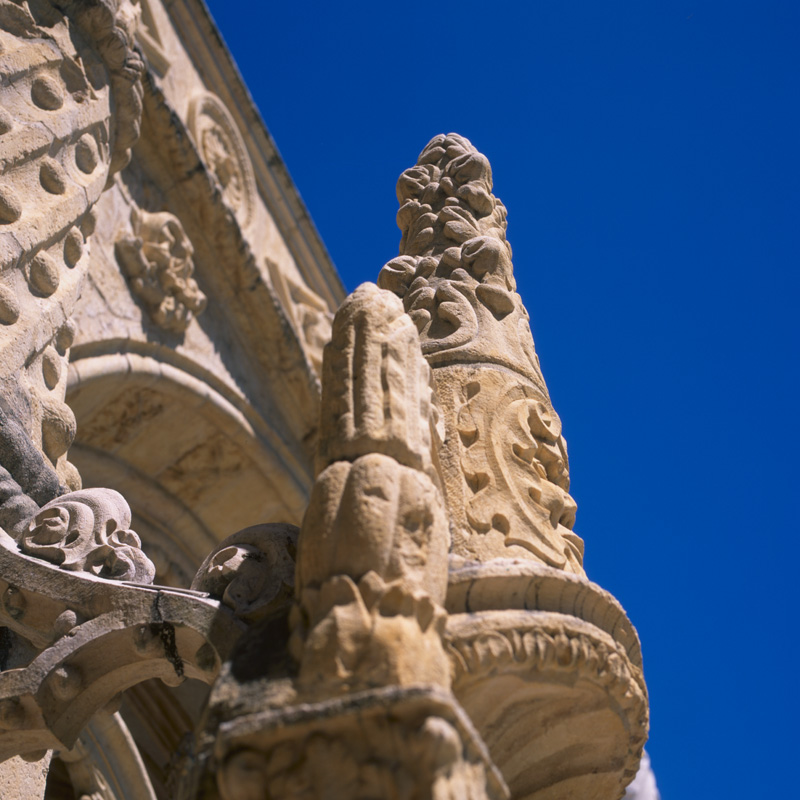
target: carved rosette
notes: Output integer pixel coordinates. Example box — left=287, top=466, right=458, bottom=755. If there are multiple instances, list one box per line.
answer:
left=188, top=91, right=255, bottom=229
left=378, top=134, right=582, bottom=573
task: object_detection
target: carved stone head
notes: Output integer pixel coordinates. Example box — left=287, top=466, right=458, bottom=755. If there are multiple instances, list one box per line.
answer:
left=192, top=523, right=297, bottom=622
left=20, top=488, right=155, bottom=583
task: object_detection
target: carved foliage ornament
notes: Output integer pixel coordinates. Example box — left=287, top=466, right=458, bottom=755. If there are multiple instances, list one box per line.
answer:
left=457, top=373, right=583, bottom=572
left=377, top=134, right=545, bottom=390
left=115, top=209, right=207, bottom=332
left=378, top=135, right=583, bottom=572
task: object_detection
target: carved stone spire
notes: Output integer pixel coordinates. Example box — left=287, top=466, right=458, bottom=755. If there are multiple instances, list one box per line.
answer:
left=379, top=134, right=584, bottom=574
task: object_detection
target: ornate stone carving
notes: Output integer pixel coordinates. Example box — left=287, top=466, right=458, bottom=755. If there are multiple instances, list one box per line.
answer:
left=192, top=523, right=297, bottom=623
left=266, top=259, right=333, bottom=377
left=0, top=523, right=246, bottom=760
left=293, top=283, right=449, bottom=694
left=377, top=134, right=537, bottom=383
left=213, top=689, right=507, bottom=800
left=443, top=557, right=648, bottom=799
left=18, top=488, right=155, bottom=583
left=315, top=283, right=440, bottom=477
left=188, top=91, right=255, bottom=228
left=445, top=610, right=648, bottom=800
left=115, top=209, right=207, bottom=333
left=456, top=370, right=582, bottom=571
left=378, top=134, right=582, bottom=572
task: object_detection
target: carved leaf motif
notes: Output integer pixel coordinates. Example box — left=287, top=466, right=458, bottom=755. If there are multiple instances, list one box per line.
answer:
left=457, top=378, right=583, bottom=572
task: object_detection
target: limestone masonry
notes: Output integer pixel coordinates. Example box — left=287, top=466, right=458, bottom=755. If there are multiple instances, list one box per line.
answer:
left=0, top=2, right=656, bottom=798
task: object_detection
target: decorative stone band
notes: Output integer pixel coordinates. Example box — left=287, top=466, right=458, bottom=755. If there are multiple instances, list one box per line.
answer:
left=195, top=686, right=509, bottom=800
left=446, top=558, right=644, bottom=679
left=0, top=528, right=245, bottom=762
left=446, top=610, right=648, bottom=799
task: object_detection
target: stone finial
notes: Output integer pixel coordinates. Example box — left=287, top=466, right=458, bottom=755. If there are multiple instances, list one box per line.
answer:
left=378, top=133, right=547, bottom=393
left=379, top=134, right=583, bottom=573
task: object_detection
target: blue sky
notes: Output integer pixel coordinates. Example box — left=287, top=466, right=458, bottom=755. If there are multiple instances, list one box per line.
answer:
left=203, top=2, right=798, bottom=796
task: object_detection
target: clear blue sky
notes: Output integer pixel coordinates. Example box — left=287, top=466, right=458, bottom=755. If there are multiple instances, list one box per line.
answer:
left=203, top=2, right=798, bottom=796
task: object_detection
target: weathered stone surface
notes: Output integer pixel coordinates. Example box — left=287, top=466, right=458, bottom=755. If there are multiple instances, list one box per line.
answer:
left=293, top=283, right=450, bottom=696
left=0, top=753, right=51, bottom=800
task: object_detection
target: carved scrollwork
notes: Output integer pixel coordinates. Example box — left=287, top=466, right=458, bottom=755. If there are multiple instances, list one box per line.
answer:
left=115, top=209, right=207, bottom=333
left=456, top=373, right=583, bottom=572
left=19, top=488, right=155, bottom=583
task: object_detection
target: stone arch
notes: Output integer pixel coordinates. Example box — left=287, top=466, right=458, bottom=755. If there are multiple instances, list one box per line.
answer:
left=66, top=347, right=311, bottom=586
